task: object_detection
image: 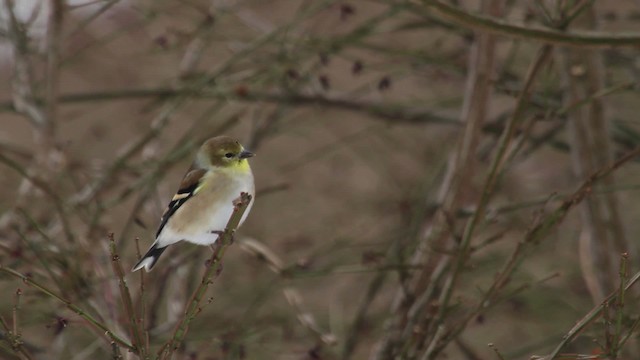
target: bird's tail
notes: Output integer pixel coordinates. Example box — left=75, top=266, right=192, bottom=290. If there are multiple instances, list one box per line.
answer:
left=132, top=242, right=167, bottom=272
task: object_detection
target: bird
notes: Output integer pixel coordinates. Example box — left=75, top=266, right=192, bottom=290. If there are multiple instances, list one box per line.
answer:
left=132, top=136, right=255, bottom=272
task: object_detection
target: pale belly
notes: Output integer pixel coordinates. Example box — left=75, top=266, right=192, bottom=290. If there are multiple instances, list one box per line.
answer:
left=156, top=172, right=254, bottom=246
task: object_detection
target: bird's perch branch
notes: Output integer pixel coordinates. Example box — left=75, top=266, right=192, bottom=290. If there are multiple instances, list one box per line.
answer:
left=158, top=192, right=252, bottom=359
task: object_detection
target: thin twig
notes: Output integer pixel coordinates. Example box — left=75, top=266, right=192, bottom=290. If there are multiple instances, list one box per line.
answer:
left=446, top=146, right=640, bottom=352
left=134, top=237, right=150, bottom=357
left=0, top=314, right=33, bottom=360
left=0, top=89, right=459, bottom=125
left=418, top=0, right=640, bottom=47
left=612, top=253, right=629, bottom=358
left=0, top=266, right=134, bottom=351
left=108, top=233, right=146, bottom=357
left=0, top=152, right=74, bottom=243
left=11, top=289, right=20, bottom=352
left=370, top=1, right=502, bottom=355
left=45, top=0, right=64, bottom=132
left=429, top=45, right=553, bottom=355
left=158, top=192, right=252, bottom=360
left=542, top=269, right=640, bottom=359
left=239, top=238, right=336, bottom=345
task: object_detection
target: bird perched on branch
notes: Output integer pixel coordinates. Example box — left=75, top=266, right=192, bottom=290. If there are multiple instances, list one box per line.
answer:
left=132, top=136, right=255, bottom=272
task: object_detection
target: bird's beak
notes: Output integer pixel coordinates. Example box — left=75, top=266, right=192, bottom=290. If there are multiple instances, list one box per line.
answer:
left=239, top=150, right=255, bottom=159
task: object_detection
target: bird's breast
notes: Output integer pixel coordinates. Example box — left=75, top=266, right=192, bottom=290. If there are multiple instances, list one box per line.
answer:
left=171, top=171, right=254, bottom=240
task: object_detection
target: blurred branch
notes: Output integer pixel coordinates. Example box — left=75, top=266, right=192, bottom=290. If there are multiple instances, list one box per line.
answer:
left=178, top=12, right=216, bottom=78
left=0, top=289, right=33, bottom=360
left=108, top=234, right=147, bottom=357
left=2, top=0, right=45, bottom=126
left=539, top=266, right=640, bottom=360
left=417, top=0, right=640, bottom=47
left=0, top=266, right=134, bottom=351
left=2, top=0, right=74, bottom=245
left=372, top=1, right=503, bottom=357
left=0, top=152, right=74, bottom=243
left=436, top=44, right=552, bottom=317
left=44, top=0, right=64, bottom=136
left=239, top=238, right=337, bottom=346
left=557, top=7, right=633, bottom=303
left=16, top=210, right=66, bottom=294
left=0, top=88, right=458, bottom=125
left=441, top=145, right=640, bottom=355
left=71, top=101, right=183, bottom=206
left=67, top=0, right=120, bottom=38
left=158, top=193, right=252, bottom=360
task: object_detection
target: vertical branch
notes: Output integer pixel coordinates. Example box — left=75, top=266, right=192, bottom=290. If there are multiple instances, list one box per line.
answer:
left=544, top=267, right=640, bottom=359
left=2, top=0, right=74, bottom=243
left=612, top=253, right=629, bottom=357
left=108, top=233, right=146, bottom=358
left=0, top=313, right=34, bottom=360
left=43, top=0, right=64, bottom=147
left=134, top=238, right=150, bottom=356
left=12, top=289, right=21, bottom=345
left=556, top=6, right=632, bottom=303
left=371, top=1, right=503, bottom=358
left=0, top=288, right=34, bottom=360
left=2, top=0, right=45, bottom=126
left=158, top=193, right=252, bottom=360
left=435, top=43, right=552, bottom=324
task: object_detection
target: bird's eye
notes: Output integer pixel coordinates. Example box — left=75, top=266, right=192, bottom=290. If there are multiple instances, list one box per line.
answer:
left=225, top=153, right=234, bottom=158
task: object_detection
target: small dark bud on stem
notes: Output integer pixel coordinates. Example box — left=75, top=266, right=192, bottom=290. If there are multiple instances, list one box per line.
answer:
left=340, top=4, right=355, bottom=20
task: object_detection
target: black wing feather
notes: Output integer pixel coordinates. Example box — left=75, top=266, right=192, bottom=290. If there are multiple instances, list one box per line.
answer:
left=155, top=169, right=205, bottom=238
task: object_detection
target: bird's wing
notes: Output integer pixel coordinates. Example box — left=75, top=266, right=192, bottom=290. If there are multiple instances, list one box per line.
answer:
left=155, top=168, right=207, bottom=238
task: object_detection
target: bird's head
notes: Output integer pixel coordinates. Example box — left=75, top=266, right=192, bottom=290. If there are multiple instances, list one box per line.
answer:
left=197, top=136, right=254, bottom=170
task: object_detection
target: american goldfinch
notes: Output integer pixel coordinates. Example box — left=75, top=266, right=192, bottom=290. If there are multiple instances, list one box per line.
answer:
left=132, top=136, right=255, bottom=272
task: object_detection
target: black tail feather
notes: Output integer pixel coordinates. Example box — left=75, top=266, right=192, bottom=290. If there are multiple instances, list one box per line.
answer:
left=132, top=243, right=167, bottom=272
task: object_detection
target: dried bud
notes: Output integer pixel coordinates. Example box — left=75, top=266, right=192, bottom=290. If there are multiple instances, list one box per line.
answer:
left=361, top=250, right=383, bottom=265
left=154, top=35, right=169, bottom=49
left=319, top=53, right=330, bottom=66
left=286, top=69, right=299, bottom=79
left=234, top=85, right=249, bottom=97
left=319, top=75, right=330, bottom=90
left=204, top=13, right=215, bottom=25
left=47, top=316, right=68, bottom=335
left=296, top=257, right=312, bottom=269
left=308, top=345, right=322, bottom=359
left=340, top=4, right=355, bottom=20
left=352, top=60, right=363, bottom=75
left=378, top=76, right=391, bottom=91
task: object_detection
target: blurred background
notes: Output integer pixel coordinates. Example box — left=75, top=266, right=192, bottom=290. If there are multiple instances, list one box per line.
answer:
left=1, top=0, right=640, bottom=359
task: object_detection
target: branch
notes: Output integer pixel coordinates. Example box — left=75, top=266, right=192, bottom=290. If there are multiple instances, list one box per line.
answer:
left=428, top=45, right=554, bottom=357
left=158, top=192, right=253, bottom=360
left=541, top=268, right=640, bottom=360
left=419, top=0, right=640, bottom=48
left=108, top=233, right=146, bottom=357
left=442, top=145, right=640, bottom=352
left=0, top=152, right=74, bottom=243
left=0, top=266, right=134, bottom=351
left=2, top=0, right=45, bottom=126
left=44, top=0, right=64, bottom=130
left=0, top=89, right=459, bottom=126
left=239, top=238, right=336, bottom=346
